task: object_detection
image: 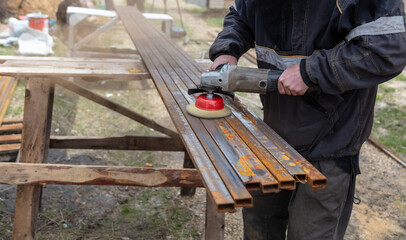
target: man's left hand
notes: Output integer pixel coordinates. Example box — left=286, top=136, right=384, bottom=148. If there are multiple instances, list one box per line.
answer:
left=278, top=63, right=309, bottom=96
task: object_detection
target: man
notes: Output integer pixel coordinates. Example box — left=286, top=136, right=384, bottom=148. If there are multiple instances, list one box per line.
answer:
left=209, top=1, right=406, bottom=239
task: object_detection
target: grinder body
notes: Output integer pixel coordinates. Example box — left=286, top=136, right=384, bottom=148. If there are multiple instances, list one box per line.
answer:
left=198, top=64, right=282, bottom=95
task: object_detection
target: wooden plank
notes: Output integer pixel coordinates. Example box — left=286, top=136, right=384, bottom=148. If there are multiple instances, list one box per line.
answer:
left=54, top=78, right=179, bottom=139
left=205, top=192, right=225, bottom=240
left=77, top=46, right=139, bottom=55
left=13, top=78, right=54, bottom=240
left=0, top=56, right=142, bottom=63
left=0, top=134, right=21, bottom=144
left=0, top=123, right=23, bottom=133
left=0, top=57, right=211, bottom=80
left=0, top=62, right=149, bottom=81
left=50, top=136, right=184, bottom=151
left=180, top=152, right=196, bottom=196
left=0, top=76, right=9, bottom=123
left=0, top=163, right=204, bottom=187
left=117, top=7, right=238, bottom=212
left=0, top=143, right=20, bottom=153
left=72, top=50, right=141, bottom=59
left=67, top=6, right=117, bottom=18
left=0, top=76, right=18, bottom=125
left=1, top=118, right=23, bottom=125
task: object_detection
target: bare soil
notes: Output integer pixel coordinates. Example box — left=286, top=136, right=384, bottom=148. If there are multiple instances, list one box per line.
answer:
left=5, top=0, right=62, bottom=19
left=0, top=0, right=405, bottom=239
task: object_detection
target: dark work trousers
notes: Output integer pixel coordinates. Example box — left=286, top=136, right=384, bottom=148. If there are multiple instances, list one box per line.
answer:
left=243, top=159, right=356, bottom=240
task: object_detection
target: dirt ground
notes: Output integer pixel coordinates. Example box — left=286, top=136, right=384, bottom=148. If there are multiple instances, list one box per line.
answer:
left=0, top=0, right=405, bottom=239
left=4, top=0, right=62, bottom=20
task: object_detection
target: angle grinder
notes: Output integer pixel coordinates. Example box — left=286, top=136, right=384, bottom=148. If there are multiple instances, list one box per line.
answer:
left=186, top=64, right=283, bottom=119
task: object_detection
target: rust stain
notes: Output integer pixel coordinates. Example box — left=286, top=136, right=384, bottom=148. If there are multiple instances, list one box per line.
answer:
left=219, top=125, right=236, bottom=140
left=236, top=156, right=255, bottom=177
left=210, top=191, right=227, bottom=202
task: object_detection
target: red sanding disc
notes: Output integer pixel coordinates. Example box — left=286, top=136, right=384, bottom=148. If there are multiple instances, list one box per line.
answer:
left=195, top=94, right=224, bottom=111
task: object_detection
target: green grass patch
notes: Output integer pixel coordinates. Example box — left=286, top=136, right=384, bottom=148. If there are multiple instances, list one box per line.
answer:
left=206, top=16, right=225, bottom=28
left=395, top=73, right=406, bottom=81
left=376, top=85, right=395, bottom=101
left=53, top=37, right=68, bottom=57
left=5, top=79, right=26, bottom=118
left=120, top=188, right=197, bottom=239
left=0, top=45, right=16, bottom=55
left=372, top=103, right=406, bottom=157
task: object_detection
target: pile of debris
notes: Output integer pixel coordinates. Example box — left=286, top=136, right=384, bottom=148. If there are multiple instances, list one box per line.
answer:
left=1, top=0, right=62, bottom=22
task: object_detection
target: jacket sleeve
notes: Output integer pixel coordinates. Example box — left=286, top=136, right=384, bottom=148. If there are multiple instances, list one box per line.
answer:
left=209, top=1, right=255, bottom=61
left=304, top=0, right=406, bottom=95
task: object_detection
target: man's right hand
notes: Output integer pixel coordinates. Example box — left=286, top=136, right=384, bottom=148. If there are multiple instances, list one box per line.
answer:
left=210, top=55, right=238, bottom=70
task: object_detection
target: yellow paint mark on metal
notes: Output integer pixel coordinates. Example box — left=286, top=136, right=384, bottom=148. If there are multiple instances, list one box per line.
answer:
left=282, top=155, right=290, bottom=161
left=236, top=156, right=255, bottom=177
left=289, top=163, right=296, bottom=166
left=126, top=67, right=142, bottom=73
left=219, top=125, right=236, bottom=140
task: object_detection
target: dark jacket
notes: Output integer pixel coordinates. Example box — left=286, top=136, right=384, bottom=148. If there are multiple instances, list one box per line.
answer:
left=210, top=0, right=406, bottom=160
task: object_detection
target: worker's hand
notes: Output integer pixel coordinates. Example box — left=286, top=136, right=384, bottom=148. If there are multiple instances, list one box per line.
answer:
left=210, top=55, right=237, bottom=71
left=278, top=63, right=309, bottom=96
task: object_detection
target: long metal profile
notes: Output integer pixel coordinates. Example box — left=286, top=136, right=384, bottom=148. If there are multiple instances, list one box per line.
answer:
left=235, top=103, right=328, bottom=189
left=116, top=7, right=245, bottom=212
left=121, top=14, right=253, bottom=208
left=117, top=8, right=277, bottom=200
left=128, top=13, right=281, bottom=194
left=140, top=30, right=278, bottom=193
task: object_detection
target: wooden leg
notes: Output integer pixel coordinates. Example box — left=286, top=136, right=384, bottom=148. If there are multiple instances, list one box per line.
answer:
left=13, top=78, right=54, bottom=240
left=180, top=152, right=196, bottom=196
left=205, top=192, right=225, bottom=240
